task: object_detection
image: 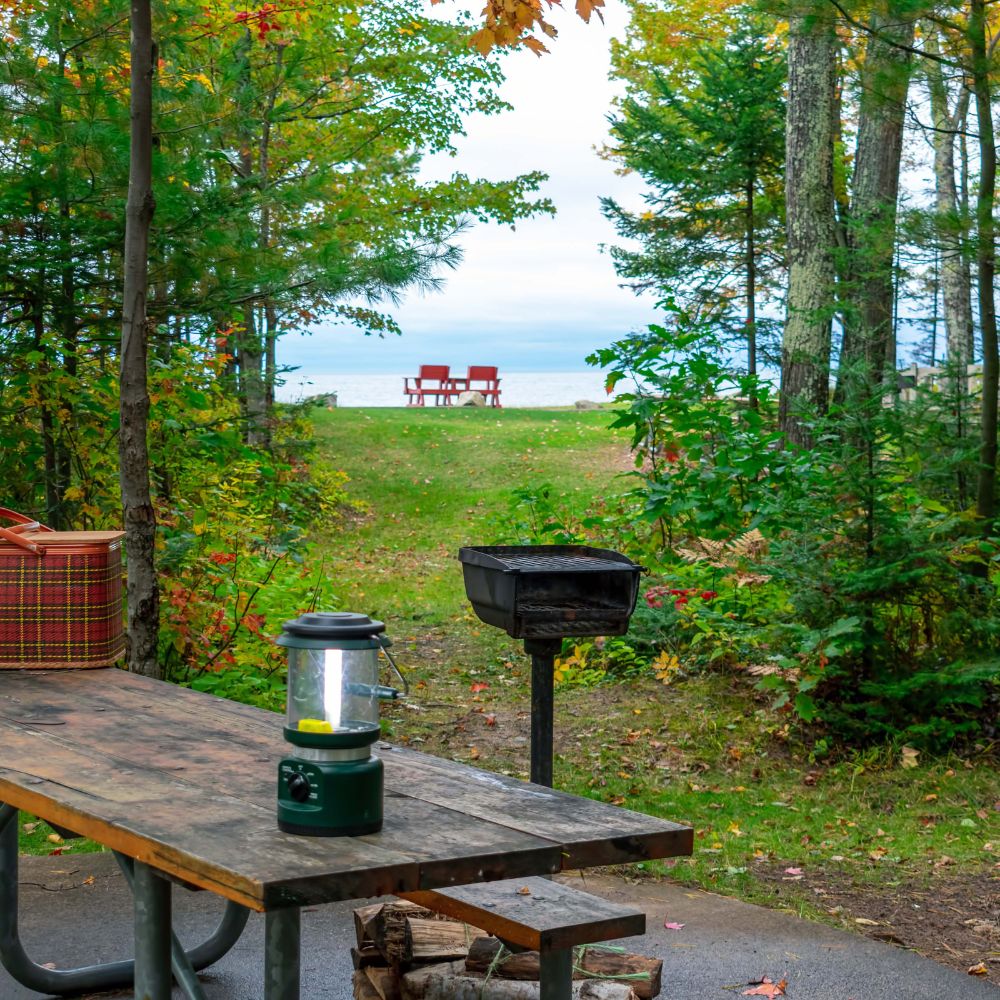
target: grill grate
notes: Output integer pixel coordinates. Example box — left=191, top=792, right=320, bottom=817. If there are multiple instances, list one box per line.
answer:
left=494, top=554, right=623, bottom=572
left=520, top=619, right=617, bottom=636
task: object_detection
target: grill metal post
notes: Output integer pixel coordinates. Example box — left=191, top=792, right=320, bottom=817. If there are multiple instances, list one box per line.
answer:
left=525, top=638, right=561, bottom=787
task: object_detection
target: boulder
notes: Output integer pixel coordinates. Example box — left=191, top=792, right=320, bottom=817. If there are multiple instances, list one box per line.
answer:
left=457, top=391, right=487, bottom=407
left=574, top=400, right=600, bottom=410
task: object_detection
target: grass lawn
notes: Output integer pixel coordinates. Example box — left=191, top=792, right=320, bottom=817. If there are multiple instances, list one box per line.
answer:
left=16, top=404, right=999, bottom=980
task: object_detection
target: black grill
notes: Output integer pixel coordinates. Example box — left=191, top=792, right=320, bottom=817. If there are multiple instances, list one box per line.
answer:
left=458, top=545, right=642, bottom=640
left=458, top=545, right=644, bottom=788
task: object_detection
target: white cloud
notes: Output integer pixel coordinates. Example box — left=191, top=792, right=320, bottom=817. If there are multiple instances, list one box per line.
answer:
left=280, top=0, right=659, bottom=375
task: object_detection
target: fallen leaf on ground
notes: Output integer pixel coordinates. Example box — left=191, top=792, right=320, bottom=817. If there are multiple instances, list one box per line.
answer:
left=855, top=918, right=881, bottom=926
left=742, top=976, right=788, bottom=997
left=470, top=682, right=489, bottom=693
left=968, top=962, right=988, bottom=976
left=663, top=921, right=685, bottom=930
left=516, top=886, right=532, bottom=895
left=783, top=867, right=803, bottom=875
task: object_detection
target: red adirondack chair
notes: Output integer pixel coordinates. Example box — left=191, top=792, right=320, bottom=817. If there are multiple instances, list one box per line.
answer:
left=450, top=366, right=502, bottom=407
left=403, top=365, right=452, bottom=406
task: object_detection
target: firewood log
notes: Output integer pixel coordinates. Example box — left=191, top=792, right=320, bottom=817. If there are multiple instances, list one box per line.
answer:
left=465, top=938, right=662, bottom=1000
left=352, top=945, right=383, bottom=970
left=402, top=962, right=637, bottom=1000
left=354, top=971, right=383, bottom=1000
left=366, top=964, right=403, bottom=1000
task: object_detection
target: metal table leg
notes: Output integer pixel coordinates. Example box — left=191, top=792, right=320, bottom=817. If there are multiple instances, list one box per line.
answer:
left=135, top=861, right=172, bottom=1000
left=0, top=803, right=250, bottom=997
left=116, top=853, right=207, bottom=999
left=539, top=947, right=574, bottom=1000
left=265, top=907, right=301, bottom=999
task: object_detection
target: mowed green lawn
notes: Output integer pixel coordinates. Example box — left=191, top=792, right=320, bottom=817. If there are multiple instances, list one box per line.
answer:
left=309, top=405, right=631, bottom=624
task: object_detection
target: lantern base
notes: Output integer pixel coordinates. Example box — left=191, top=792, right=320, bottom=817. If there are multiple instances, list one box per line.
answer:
left=277, top=752, right=383, bottom=837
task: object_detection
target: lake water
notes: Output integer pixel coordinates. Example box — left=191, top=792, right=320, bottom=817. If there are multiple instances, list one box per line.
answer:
left=277, top=371, right=618, bottom=408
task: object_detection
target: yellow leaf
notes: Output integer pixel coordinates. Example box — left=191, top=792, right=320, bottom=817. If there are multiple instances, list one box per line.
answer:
left=469, top=27, right=495, bottom=55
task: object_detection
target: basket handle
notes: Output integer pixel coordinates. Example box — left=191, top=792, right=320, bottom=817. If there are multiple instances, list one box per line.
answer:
left=0, top=508, right=50, bottom=556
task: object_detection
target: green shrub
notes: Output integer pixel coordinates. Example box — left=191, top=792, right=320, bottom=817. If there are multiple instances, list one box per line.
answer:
left=584, top=316, right=1000, bottom=748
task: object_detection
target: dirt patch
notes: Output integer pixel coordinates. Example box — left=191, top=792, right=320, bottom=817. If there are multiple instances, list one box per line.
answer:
left=754, top=861, right=1000, bottom=984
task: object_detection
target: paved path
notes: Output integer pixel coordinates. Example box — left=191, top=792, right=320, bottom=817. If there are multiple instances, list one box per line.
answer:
left=3, top=854, right=997, bottom=1000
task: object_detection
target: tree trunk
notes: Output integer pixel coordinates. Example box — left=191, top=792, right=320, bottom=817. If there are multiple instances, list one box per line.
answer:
left=835, top=9, right=913, bottom=398
left=970, top=0, right=998, bottom=529
left=239, top=304, right=269, bottom=446
left=779, top=11, right=838, bottom=446
left=746, top=176, right=757, bottom=408
left=925, top=34, right=974, bottom=370
left=119, top=0, right=160, bottom=678
left=265, top=299, right=278, bottom=411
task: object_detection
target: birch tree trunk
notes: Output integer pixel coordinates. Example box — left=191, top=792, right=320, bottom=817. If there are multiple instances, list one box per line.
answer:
left=836, top=9, right=914, bottom=396
left=970, top=0, right=998, bottom=528
left=925, top=33, right=974, bottom=370
left=779, top=10, right=837, bottom=446
left=119, top=0, right=159, bottom=677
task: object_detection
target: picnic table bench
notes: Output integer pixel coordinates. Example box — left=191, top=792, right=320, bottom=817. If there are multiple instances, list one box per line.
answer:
left=0, top=668, right=692, bottom=999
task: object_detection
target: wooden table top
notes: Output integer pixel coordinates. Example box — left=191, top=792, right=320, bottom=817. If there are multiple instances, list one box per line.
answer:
left=0, top=669, right=692, bottom=912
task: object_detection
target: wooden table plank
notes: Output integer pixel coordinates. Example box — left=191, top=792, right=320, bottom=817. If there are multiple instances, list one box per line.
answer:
left=0, top=669, right=692, bottom=910
left=377, top=747, right=693, bottom=869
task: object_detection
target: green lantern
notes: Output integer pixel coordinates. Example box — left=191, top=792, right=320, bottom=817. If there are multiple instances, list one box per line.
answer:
left=277, top=612, right=400, bottom=837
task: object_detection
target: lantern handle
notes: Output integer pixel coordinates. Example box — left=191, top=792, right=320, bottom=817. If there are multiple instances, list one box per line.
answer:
left=376, top=637, right=410, bottom=698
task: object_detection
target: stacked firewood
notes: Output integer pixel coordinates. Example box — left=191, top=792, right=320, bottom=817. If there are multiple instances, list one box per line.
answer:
left=351, top=901, right=663, bottom=1000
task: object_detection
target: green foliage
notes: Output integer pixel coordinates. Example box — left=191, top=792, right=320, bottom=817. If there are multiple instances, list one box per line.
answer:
left=588, top=320, right=1000, bottom=748
left=554, top=637, right=645, bottom=687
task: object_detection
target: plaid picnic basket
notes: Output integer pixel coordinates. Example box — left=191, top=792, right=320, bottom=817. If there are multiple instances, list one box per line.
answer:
left=0, top=507, right=125, bottom=668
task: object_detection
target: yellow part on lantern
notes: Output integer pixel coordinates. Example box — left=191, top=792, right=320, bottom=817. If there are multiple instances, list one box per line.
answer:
left=298, top=718, right=334, bottom=734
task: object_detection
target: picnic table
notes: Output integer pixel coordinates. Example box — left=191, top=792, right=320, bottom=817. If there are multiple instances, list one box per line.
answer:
left=0, top=668, right=691, bottom=999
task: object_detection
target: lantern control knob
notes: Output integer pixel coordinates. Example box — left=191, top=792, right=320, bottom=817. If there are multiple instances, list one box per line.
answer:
left=286, top=772, right=312, bottom=803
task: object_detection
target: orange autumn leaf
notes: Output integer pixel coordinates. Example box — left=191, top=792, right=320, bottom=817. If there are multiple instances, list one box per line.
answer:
left=742, top=977, right=788, bottom=997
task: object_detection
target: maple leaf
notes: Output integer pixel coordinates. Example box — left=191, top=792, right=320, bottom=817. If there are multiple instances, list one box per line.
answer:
left=575, top=0, right=606, bottom=24
left=742, top=976, right=788, bottom=997
left=470, top=681, right=489, bottom=693
left=469, top=27, right=495, bottom=56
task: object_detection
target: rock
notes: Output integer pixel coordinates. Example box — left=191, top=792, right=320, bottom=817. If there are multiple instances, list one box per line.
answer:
left=574, top=400, right=600, bottom=410
left=303, top=392, right=338, bottom=408
left=457, top=391, right=487, bottom=407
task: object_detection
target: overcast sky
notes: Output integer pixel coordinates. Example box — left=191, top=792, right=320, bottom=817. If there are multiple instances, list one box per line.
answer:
left=278, top=0, right=660, bottom=376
